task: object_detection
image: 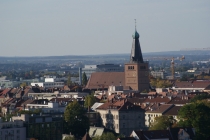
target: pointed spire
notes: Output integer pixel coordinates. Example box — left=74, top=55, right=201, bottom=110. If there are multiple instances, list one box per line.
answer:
left=132, top=19, right=139, bottom=39
left=130, top=21, right=144, bottom=63
left=135, top=19, right=137, bottom=31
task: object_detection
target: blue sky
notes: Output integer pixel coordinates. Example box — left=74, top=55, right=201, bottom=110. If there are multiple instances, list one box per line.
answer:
left=0, top=0, right=209, bottom=56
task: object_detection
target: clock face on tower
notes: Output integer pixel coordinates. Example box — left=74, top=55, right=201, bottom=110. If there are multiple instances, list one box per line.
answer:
left=133, top=72, right=136, bottom=77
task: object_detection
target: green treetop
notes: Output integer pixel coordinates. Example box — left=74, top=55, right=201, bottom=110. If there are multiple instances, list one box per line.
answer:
left=84, top=93, right=96, bottom=111
left=82, top=72, right=88, bottom=86
left=178, top=101, right=210, bottom=139
left=149, top=115, right=176, bottom=130
left=64, top=100, right=89, bottom=138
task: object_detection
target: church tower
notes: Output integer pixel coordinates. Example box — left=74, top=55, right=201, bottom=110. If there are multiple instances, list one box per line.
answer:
left=124, top=23, right=150, bottom=92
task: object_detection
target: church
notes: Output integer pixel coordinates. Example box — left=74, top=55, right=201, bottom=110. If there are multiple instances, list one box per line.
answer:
left=85, top=26, right=150, bottom=92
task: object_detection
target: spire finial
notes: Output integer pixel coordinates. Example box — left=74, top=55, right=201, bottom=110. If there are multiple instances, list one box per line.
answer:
left=134, top=19, right=136, bottom=31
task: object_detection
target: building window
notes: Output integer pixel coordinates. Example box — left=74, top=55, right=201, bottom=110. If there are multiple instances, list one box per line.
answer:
left=123, top=123, right=125, bottom=128
left=122, top=115, right=125, bottom=119
left=128, top=66, right=134, bottom=70
left=140, top=66, right=146, bottom=69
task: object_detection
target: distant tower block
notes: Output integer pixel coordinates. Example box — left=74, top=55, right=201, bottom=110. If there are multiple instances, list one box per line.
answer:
left=124, top=21, right=150, bottom=92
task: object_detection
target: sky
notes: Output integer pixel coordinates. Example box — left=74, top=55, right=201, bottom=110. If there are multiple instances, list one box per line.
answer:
left=0, top=0, right=210, bottom=56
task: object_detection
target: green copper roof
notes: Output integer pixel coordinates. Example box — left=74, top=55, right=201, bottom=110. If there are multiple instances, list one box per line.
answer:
left=132, top=30, right=139, bottom=39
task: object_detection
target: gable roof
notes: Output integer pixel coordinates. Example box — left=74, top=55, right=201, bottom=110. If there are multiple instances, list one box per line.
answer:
left=89, top=126, right=104, bottom=137
left=96, top=99, right=144, bottom=112
left=145, top=104, right=174, bottom=114
left=133, top=130, right=173, bottom=140
left=167, top=96, right=190, bottom=105
left=169, top=127, right=195, bottom=140
left=163, top=106, right=182, bottom=116
left=82, top=133, right=92, bottom=140
left=143, top=96, right=171, bottom=104
left=85, top=72, right=125, bottom=89
left=91, top=102, right=104, bottom=111
left=1, top=88, right=11, bottom=95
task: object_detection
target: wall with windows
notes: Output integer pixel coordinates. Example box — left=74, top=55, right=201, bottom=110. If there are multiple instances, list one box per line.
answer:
left=0, top=119, right=26, bottom=140
left=96, top=109, right=145, bottom=136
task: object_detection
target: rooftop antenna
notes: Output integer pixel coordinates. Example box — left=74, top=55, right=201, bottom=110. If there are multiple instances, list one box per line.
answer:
left=134, top=19, right=137, bottom=31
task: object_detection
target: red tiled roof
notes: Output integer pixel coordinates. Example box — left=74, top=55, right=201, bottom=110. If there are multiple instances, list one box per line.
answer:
left=96, top=99, right=144, bottom=111
left=145, top=104, right=174, bottom=114
left=10, top=88, right=19, bottom=94
left=15, top=99, right=34, bottom=108
left=85, top=72, right=125, bottom=89
left=167, top=96, right=190, bottom=105
left=1, top=88, right=11, bottom=95
left=163, top=106, right=182, bottom=116
left=143, top=96, right=171, bottom=104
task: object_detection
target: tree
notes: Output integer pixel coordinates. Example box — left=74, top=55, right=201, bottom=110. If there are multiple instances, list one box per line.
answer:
left=150, top=78, right=172, bottom=88
left=84, top=93, right=96, bottom=111
left=82, top=72, right=88, bottom=86
left=63, top=136, right=76, bottom=140
left=20, top=82, right=27, bottom=88
left=64, top=100, right=89, bottom=138
left=190, top=94, right=210, bottom=103
left=178, top=101, right=210, bottom=139
left=149, top=115, right=176, bottom=130
left=92, top=132, right=116, bottom=140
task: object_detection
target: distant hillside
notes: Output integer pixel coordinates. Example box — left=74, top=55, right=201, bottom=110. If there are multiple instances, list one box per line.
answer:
left=0, top=50, right=210, bottom=62
left=144, top=50, right=210, bottom=56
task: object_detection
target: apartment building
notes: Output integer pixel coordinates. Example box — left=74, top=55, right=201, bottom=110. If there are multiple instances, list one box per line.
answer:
left=96, top=99, right=145, bottom=136
left=0, top=118, right=26, bottom=140
left=145, top=104, right=174, bottom=128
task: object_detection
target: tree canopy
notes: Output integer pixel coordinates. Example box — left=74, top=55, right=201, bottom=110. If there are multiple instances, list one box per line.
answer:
left=84, top=93, right=96, bottom=111
left=150, top=78, right=172, bottom=88
left=63, top=136, right=76, bottom=140
left=64, top=100, right=89, bottom=138
left=20, top=82, right=27, bottom=88
left=178, top=101, right=210, bottom=139
left=92, top=132, right=116, bottom=140
left=149, top=115, right=176, bottom=130
left=82, top=72, right=88, bottom=86
left=190, top=94, right=210, bottom=102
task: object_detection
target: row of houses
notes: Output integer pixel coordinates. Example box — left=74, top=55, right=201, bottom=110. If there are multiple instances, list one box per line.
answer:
left=92, top=91, right=197, bottom=137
